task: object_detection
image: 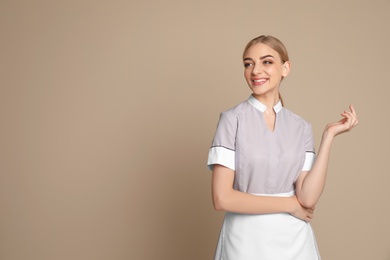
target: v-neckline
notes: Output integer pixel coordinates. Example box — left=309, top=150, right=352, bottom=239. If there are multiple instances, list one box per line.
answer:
left=263, top=112, right=277, bottom=133
left=247, top=95, right=283, bottom=133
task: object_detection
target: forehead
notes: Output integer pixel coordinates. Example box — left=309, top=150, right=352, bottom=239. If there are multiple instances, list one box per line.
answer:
left=244, top=43, right=281, bottom=60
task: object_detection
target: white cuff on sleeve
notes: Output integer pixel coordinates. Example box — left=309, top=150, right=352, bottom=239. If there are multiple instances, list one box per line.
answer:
left=207, top=146, right=235, bottom=171
left=302, top=152, right=316, bottom=171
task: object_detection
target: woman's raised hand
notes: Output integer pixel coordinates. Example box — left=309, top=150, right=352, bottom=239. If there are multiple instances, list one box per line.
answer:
left=325, top=105, right=359, bottom=138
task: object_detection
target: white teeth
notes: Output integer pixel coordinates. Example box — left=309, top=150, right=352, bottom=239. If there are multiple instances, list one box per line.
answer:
left=253, top=79, right=266, bottom=83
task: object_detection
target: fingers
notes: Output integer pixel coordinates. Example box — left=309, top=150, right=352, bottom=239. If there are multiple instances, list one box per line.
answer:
left=349, top=104, right=356, bottom=114
left=341, top=111, right=353, bottom=128
left=290, top=198, right=316, bottom=222
left=305, top=210, right=314, bottom=221
left=349, top=105, right=359, bottom=126
left=304, top=207, right=314, bottom=222
left=340, top=105, right=359, bottom=129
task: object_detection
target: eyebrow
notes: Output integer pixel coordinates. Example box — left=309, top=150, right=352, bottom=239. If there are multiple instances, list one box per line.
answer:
left=243, top=55, right=275, bottom=62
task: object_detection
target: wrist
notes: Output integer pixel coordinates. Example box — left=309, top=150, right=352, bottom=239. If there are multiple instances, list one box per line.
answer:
left=322, top=129, right=335, bottom=141
left=285, top=196, right=297, bottom=214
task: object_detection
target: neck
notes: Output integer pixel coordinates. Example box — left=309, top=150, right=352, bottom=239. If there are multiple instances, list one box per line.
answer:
left=252, top=93, right=280, bottom=113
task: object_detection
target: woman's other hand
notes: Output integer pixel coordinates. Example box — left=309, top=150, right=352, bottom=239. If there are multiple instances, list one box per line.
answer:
left=289, top=195, right=315, bottom=222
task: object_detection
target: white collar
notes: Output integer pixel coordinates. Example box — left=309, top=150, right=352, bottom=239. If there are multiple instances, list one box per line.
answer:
left=247, top=95, right=283, bottom=113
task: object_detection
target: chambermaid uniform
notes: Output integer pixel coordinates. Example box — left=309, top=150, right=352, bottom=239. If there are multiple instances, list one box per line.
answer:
left=207, top=95, right=320, bottom=260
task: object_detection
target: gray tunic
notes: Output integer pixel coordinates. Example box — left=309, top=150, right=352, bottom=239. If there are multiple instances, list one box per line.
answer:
left=208, top=95, right=316, bottom=194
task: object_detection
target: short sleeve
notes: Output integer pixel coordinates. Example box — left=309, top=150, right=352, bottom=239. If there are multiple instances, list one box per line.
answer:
left=302, top=121, right=316, bottom=171
left=207, top=112, right=237, bottom=171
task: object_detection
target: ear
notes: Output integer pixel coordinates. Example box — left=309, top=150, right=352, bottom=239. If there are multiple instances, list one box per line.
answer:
left=282, top=61, right=291, bottom=77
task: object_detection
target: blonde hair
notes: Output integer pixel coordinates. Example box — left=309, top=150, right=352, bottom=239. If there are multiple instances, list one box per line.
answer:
left=243, top=35, right=289, bottom=106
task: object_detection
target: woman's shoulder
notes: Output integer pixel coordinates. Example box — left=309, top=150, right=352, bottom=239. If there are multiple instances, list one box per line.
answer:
left=220, top=99, right=251, bottom=118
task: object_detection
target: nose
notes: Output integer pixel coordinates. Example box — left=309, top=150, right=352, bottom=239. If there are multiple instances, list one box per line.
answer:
left=252, top=63, right=263, bottom=75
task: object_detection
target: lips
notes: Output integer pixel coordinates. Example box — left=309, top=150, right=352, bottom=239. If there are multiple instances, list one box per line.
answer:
left=252, top=78, right=268, bottom=85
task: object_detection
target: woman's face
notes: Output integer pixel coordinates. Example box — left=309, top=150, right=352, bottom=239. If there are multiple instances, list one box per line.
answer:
left=243, top=43, right=290, bottom=99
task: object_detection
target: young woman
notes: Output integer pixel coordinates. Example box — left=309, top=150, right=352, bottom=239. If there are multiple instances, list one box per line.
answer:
left=207, top=35, right=358, bottom=260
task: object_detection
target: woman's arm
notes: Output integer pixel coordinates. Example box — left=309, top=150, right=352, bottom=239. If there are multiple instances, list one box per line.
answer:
left=295, top=105, right=359, bottom=208
left=212, top=164, right=314, bottom=222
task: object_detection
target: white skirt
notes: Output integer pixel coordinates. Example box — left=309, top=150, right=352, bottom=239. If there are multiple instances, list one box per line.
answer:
left=214, top=191, right=321, bottom=260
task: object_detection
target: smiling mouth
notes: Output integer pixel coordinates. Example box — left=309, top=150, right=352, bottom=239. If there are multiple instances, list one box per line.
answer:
left=252, top=79, right=268, bottom=85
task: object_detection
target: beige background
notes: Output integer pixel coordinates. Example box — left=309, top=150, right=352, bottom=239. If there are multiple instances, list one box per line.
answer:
left=1, top=0, right=389, bottom=259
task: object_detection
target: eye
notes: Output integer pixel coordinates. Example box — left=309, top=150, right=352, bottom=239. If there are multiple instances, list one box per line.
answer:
left=263, top=60, right=273, bottom=65
left=244, top=63, right=253, bottom=68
